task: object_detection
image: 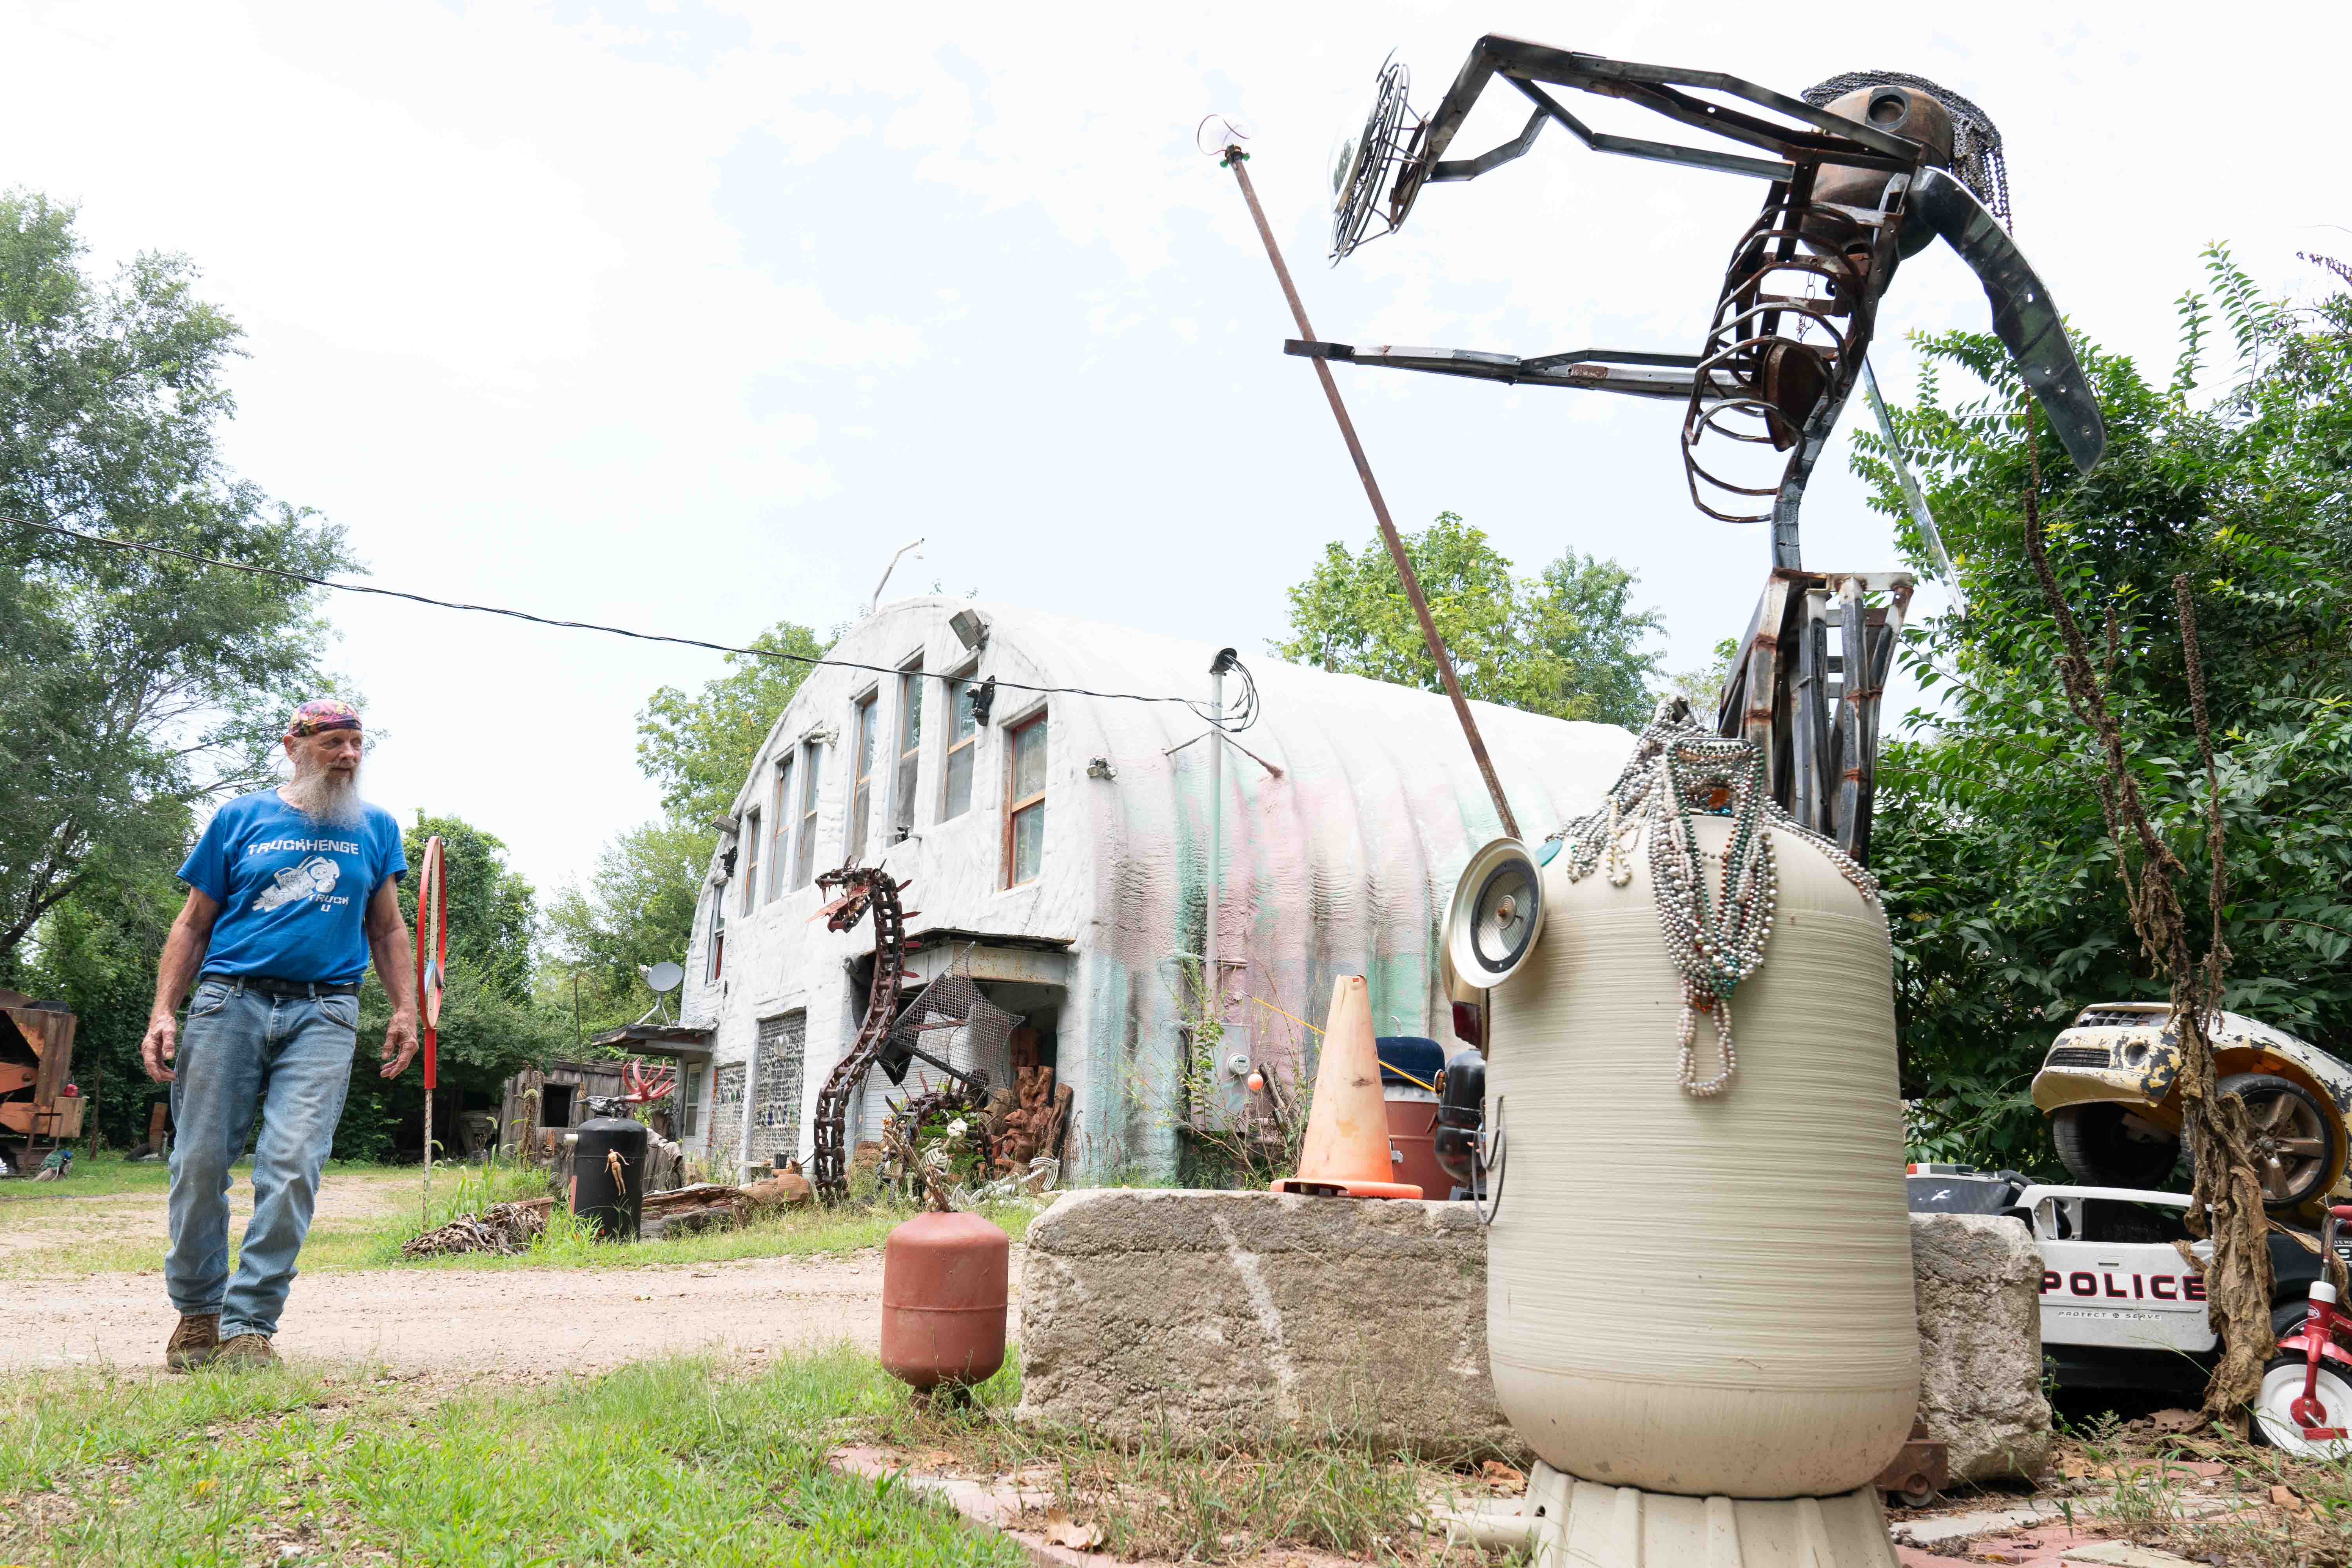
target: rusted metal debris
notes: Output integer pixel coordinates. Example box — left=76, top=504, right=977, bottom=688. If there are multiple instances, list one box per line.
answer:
left=1716, top=569, right=1914, bottom=864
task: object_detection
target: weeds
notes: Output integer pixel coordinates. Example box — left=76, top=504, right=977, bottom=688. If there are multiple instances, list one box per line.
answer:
left=847, top=1353, right=1495, bottom=1565
left=2049, top=1402, right=2352, bottom=1566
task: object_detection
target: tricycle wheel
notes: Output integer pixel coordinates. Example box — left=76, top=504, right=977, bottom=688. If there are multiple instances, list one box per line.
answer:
left=2252, top=1352, right=2352, bottom=1459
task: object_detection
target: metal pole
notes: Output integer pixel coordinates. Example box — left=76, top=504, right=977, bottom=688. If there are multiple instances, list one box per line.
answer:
left=1219, top=147, right=1521, bottom=841
left=1207, top=657, right=1224, bottom=1020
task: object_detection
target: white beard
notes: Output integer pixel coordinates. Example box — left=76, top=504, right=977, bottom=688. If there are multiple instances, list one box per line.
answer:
left=282, top=759, right=366, bottom=826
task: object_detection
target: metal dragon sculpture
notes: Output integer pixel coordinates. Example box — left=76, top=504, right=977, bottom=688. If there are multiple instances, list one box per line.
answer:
left=808, top=866, right=911, bottom=1197
left=806, top=863, right=995, bottom=1199
left=1309, top=39, right=2107, bottom=570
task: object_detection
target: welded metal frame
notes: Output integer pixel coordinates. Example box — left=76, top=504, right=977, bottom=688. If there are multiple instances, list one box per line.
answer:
left=1305, top=34, right=2107, bottom=571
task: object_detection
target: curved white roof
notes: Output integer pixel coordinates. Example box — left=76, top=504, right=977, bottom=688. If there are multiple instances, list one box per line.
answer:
left=724, top=596, right=1637, bottom=1043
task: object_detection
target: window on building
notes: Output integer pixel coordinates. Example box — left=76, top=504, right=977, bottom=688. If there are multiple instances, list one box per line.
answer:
left=768, top=756, right=792, bottom=903
left=892, top=661, right=923, bottom=842
left=679, top=1063, right=704, bottom=1138
left=792, top=742, right=822, bottom=889
left=740, top=807, right=762, bottom=915
left=540, top=1082, right=574, bottom=1128
left=706, top=888, right=725, bottom=980
left=847, top=691, right=878, bottom=861
left=942, top=665, right=978, bottom=821
left=1004, top=711, right=1048, bottom=886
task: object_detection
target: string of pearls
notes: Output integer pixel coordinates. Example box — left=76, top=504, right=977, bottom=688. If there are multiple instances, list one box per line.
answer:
left=1550, top=700, right=1879, bottom=1096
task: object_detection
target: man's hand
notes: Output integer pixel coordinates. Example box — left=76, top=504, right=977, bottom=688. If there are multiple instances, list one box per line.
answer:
left=142, top=1011, right=178, bottom=1084
left=379, top=1008, right=421, bottom=1080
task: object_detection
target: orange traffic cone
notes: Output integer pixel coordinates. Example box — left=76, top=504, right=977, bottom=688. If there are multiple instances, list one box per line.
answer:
left=1272, top=975, right=1423, bottom=1200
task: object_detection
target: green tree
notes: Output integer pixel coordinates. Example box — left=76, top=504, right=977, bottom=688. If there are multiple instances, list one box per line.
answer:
left=542, top=817, right=711, bottom=1036
left=1271, top=513, right=1665, bottom=728
left=0, top=190, right=352, bottom=963
left=1860, top=250, right=2352, bottom=1170
left=635, top=621, right=830, bottom=825
left=341, top=813, right=569, bottom=1161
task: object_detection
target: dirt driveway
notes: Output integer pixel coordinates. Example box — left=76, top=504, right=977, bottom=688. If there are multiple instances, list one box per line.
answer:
left=6, top=1171, right=1022, bottom=1374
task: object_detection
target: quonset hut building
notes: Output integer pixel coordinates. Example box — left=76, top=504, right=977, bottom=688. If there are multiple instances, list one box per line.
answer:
left=671, top=596, right=1633, bottom=1181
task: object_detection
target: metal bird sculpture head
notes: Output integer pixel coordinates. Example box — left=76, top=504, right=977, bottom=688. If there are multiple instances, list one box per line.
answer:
left=1308, top=38, right=2105, bottom=570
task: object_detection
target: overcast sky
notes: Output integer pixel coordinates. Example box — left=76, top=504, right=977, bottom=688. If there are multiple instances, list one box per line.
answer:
left=5, top=0, right=2344, bottom=911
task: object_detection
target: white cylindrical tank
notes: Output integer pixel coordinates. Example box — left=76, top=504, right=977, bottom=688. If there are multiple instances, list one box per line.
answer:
left=1485, top=814, right=1918, bottom=1498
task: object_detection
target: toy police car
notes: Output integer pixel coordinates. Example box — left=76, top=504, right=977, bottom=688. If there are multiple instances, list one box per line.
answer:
left=1907, top=1168, right=2337, bottom=1396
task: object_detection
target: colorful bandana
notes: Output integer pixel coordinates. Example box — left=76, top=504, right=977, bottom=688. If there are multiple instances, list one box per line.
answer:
left=285, top=699, right=363, bottom=738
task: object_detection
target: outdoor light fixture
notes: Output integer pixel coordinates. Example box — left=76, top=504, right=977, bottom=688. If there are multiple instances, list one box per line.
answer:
left=949, top=607, right=990, bottom=651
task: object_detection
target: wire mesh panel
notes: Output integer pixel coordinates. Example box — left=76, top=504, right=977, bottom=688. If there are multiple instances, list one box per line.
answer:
left=749, top=1012, right=806, bottom=1167
left=855, top=969, right=1020, bottom=1145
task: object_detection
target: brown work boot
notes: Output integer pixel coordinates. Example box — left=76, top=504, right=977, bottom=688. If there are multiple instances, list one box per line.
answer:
left=212, top=1332, right=277, bottom=1369
left=165, top=1312, right=220, bottom=1372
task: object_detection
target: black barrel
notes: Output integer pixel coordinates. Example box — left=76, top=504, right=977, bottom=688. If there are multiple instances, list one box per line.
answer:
left=1433, top=1045, right=1487, bottom=1201
left=570, top=1112, right=648, bottom=1240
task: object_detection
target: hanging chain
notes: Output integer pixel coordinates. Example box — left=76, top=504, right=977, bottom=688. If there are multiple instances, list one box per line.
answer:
left=1552, top=701, right=1878, bottom=1095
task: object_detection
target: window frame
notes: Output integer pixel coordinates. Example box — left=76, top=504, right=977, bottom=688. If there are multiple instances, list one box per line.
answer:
left=940, top=659, right=980, bottom=822
left=706, top=885, right=726, bottom=980
left=1002, top=708, right=1048, bottom=887
left=792, top=740, right=823, bottom=889
left=739, top=807, right=762, bottom=916
left=679, top=1063, right=704, bottom=1138
left=847, top=689, right=879, bottom=862
left=767, top=755, right=793, bottom=903
left=891, top=658, right=924, bottom=842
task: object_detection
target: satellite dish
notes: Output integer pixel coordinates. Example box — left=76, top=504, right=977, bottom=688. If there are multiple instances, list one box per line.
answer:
left=643, top=961, right=685, bottom=995
left=1446, top=838, right=1547, bottom=988
left=1331, top=54, right=1416, bottom=263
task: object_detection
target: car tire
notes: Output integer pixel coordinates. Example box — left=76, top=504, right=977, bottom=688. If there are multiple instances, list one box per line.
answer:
left=2050, top=1102, right=2182, bottom=1190
left=2208, top=1073, right=2339, bottom=1212
left=2250, top=1351, right=2352, bottom=1459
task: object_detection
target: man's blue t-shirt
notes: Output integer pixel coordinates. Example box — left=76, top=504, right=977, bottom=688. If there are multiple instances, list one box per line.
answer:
left=177, top=790, right=407, bottom=985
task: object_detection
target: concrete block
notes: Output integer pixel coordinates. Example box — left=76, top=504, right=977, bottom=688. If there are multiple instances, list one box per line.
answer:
left=1016, top=1188, right=1519, bottom=1460
left=1909, top=1213, right=2053, bottom=1483
left=1018, top=1192, right=2054, bottom=1481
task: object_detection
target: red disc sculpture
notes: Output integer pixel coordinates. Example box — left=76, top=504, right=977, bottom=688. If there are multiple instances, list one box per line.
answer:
left=879, top=1209, right=1009, bottom=1392
left=414, top=835, right=448, bottom=1181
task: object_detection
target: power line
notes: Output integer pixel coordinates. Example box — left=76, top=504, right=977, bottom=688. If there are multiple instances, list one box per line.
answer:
left=8, top=515, right=1259, bottom=728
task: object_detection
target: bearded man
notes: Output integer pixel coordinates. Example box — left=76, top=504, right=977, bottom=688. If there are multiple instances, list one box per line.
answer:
left=141, top=699, right=418, bottom=1370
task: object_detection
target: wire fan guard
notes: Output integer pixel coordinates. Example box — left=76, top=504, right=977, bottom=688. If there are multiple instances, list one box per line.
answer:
left=1331, top=56, right=1416, bottom=263
left=1446, top=838, right=1546, bottom=988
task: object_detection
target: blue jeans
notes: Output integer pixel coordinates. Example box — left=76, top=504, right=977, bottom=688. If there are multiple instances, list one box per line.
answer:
left=167, top=978, right=359, bottom=1339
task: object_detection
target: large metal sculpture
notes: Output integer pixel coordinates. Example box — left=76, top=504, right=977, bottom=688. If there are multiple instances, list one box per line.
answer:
left=1283, top=36, right=2125, bottom=1568
left=806, top=864, right=996, bottom=1199
left=1304, top=40, right=2111, bottom=865
left=1309, top=39, right=2104, bottom=571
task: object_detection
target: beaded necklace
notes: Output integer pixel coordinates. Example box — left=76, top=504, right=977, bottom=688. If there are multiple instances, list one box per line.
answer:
left=1552, top=703, right=1878, bottom=1096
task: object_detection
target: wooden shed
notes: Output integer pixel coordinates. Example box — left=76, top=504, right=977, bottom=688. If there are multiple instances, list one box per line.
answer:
left=0, top=989, right=83, bottom=1154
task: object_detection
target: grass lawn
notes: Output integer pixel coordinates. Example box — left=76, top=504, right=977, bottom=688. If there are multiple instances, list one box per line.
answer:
left=0, top=1344, right=1517, bottom=1567
left=0, top=1352, right=1029, bottom=1567
left=0, top=1154, right=413, bottom=1207
left=4, top=1153, right=1038, bottom=1275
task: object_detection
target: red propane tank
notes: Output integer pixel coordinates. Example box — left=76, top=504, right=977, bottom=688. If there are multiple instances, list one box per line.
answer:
left=879, top=1209, right=1009, bottom=1390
